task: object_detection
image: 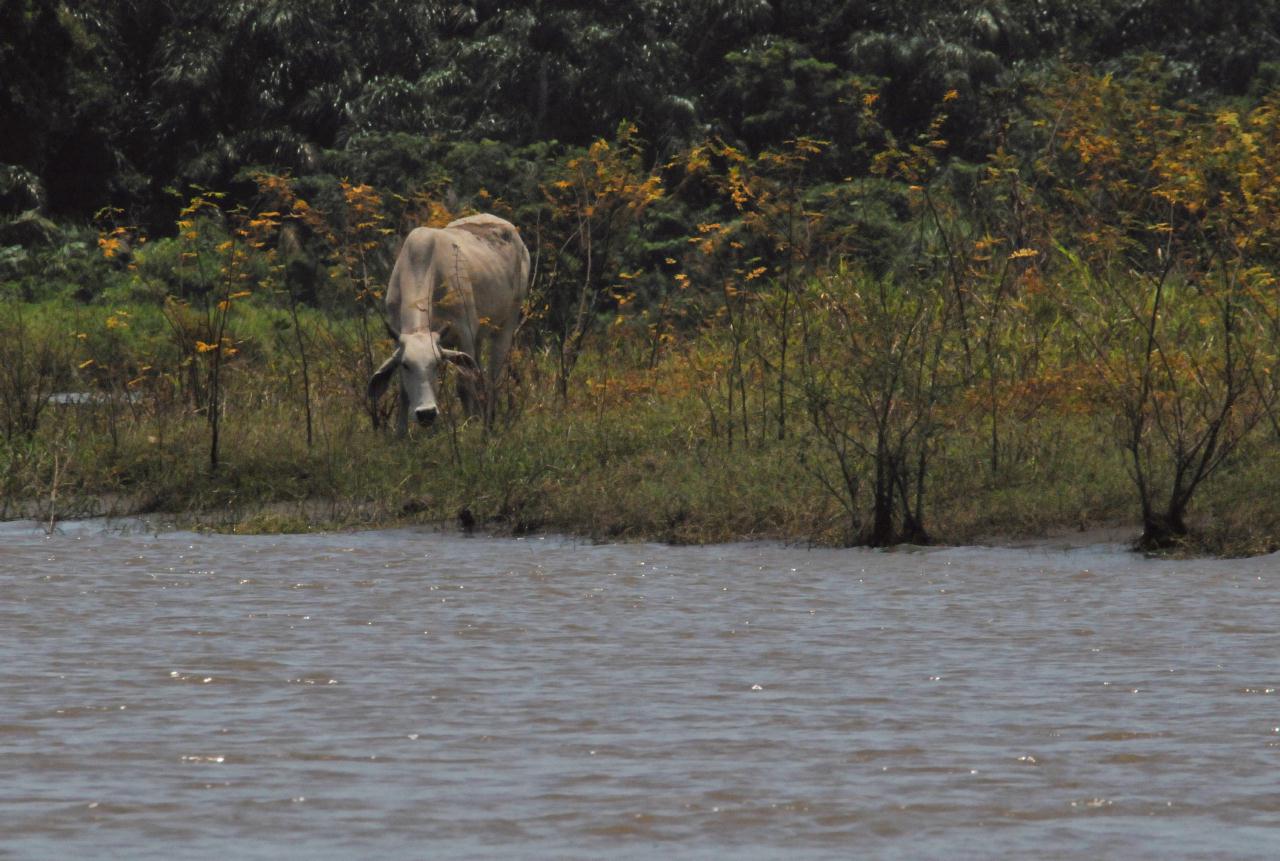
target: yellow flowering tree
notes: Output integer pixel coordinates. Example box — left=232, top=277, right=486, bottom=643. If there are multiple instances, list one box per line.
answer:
left=537, top=123, right=664, bottom=400
left=156, top=189, right=276, bottom=473
left=1043, top=67, right=1280, bottom=548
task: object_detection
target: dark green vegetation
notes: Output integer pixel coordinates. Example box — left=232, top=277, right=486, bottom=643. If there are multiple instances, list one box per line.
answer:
left=7, top=1, right=1280, bottom=222
left=5, top=2, right=1280, bottom=554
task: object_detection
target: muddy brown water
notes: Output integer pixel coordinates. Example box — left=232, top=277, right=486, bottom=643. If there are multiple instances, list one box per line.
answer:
left=2, top=519, right=1278, bottom=859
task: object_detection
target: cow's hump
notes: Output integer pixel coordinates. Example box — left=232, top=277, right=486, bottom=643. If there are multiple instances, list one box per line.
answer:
left=446, top=213, right=519, bottom=249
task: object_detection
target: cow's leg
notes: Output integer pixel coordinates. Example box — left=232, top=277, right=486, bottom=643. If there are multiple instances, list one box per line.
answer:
left=454, top=332, right=483, bottom=421
left=486, top=323, right=517, bottom=427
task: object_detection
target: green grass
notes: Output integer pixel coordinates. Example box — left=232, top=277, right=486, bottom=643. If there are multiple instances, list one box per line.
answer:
left=3, top=292, right=1277, bottom=556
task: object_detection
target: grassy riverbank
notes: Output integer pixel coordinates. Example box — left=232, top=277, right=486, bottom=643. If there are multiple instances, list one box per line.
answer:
left=5, top=298, right=1279, bottom=556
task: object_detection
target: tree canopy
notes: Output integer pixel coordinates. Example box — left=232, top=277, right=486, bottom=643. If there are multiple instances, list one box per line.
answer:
left=5, top=0, right=1280, bottom=222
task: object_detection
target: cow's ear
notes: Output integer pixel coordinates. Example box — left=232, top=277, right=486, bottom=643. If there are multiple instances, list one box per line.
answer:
left=441, top=348, right=479, bottom=375
left=368, top=345, right=404, bottom=403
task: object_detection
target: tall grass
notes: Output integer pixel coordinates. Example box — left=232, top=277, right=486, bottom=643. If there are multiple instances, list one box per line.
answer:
left=5, top=291, right=1276, bottom=556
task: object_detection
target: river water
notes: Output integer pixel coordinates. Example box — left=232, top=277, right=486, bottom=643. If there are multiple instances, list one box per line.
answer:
left=1, top=520, right=1278, bottom=859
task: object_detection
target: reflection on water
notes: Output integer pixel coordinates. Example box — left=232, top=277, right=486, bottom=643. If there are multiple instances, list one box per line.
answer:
left=1, top=519, right=1278, bottom=859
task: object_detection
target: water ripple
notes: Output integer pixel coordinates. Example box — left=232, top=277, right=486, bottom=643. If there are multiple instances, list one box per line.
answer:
left=1, top=520, right=1278, bottom=858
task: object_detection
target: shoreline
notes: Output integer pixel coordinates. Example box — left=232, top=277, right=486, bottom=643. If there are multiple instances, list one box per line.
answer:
left=3, top=494, right=1155, bottom=555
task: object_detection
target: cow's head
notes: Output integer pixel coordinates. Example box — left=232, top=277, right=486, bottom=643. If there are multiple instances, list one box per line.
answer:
left=368, top=331, right=479, bottom=427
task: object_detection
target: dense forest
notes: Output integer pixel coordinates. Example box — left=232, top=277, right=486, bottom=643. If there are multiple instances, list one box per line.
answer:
left=5, top=0, right=1280, bottom=219
left=5, top=1, right=1280, bottom=553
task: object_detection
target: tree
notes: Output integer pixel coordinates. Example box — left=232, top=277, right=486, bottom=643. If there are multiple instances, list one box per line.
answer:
left=535, top=124, right=664, bottom=400
left=797, top=266, right=959, bottom=546
left=1044, top=67, right=1280, bottom=548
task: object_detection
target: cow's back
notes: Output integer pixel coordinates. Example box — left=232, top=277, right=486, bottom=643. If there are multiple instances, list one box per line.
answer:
left=387, top=215, right=528, bottom=337
left=443, top=215, right=530, bottom=322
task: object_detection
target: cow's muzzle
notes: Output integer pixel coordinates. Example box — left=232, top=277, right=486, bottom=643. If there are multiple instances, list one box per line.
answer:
left=415, top=406, right=439, bottom=426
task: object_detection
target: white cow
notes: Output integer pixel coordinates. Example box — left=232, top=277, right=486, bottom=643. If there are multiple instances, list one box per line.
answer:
left=368, top=214, right=530, bottom=433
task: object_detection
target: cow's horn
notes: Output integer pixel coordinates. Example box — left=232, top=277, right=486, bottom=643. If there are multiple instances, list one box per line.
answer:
left=440, top=348, right=479, bottom=372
